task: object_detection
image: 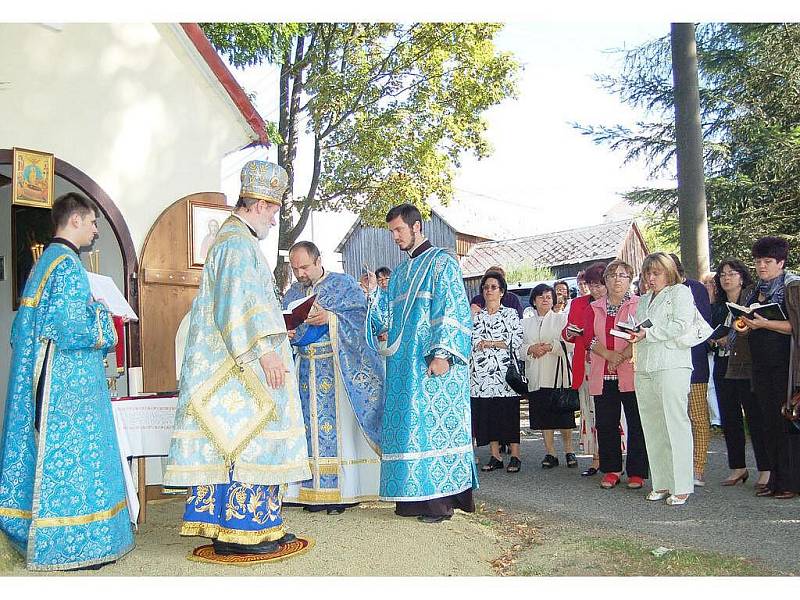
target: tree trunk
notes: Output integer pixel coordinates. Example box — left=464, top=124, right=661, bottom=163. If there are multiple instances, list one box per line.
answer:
left=671, top=23, right=710, bottom=279
left=274, top=36, right=306, bottom=291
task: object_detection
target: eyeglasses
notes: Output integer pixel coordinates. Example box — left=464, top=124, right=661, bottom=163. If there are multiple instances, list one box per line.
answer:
left=719, top=271, right=741, bottom=279
left=606, top=273, right=631, bottom=280
left=482, top=285, right=501, bottom=291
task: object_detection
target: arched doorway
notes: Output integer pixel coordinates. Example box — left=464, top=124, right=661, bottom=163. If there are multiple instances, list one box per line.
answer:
left=0, top=149, right=141, bottom=366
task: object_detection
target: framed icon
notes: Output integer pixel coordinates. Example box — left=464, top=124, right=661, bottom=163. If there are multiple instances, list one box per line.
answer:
left=12, top=147, right=55, bottom=209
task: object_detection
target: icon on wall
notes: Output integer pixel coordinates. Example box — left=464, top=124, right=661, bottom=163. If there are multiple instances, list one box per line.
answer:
left=188, top=200, right=232, bottom=269
left=12, top=147, right=55, bottom=209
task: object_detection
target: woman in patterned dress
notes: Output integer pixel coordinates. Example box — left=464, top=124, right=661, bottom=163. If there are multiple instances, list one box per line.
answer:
left=471, top=271, right=525, bottom=473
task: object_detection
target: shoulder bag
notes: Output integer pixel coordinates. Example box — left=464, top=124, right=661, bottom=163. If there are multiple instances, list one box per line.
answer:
left=550, top=340, right=579, bottom=413
left=505, top=336, right=529, bottom=396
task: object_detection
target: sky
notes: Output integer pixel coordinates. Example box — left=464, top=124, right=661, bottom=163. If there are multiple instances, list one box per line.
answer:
left=219, top=21, right=675, bottom=270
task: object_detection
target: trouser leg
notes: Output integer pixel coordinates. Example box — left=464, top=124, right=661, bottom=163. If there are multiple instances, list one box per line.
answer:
left=687, top=383, right=710, bottom=475
left=595, top=381, right=623, bottom=473
left=620, top=390, right=648, bottom=478
left=718, top=377, right=746, bottom=469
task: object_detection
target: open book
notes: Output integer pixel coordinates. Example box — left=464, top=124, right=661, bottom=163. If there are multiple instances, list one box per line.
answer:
left=86, top=272, right=139, bottom=321
left=566, top=324, right=584, bottom=336
left=610, top=316, right=652, bottom=341
left=726, top=301, right=787, bottom=322
left=283, top=293, right=317, bottom=330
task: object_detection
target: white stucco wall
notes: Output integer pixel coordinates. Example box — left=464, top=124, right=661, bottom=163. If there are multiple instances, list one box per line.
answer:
left=0, top=23, right=261, bottom=430
left=0, top=22, right=258, bottom=254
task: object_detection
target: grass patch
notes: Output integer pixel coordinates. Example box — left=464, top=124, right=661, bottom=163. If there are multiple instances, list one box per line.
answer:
left=515, top=531, right=778, bottom=576
left=0, top=530, right=23, bottom=574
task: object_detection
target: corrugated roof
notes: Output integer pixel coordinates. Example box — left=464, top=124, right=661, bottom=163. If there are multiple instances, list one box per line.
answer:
left=460, top=219, right=635, bottom=279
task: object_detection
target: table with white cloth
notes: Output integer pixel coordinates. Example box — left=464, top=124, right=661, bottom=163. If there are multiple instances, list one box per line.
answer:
left=111, top=394, right=178, bottom=525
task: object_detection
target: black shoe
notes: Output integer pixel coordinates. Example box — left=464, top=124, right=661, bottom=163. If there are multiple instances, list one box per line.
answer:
left=581, top=466, right=599, bottom=477
left=277, top=532, right=297, bottom=544
left=213, top=539, right=280, bottom=555
left=506, top=456, right=522, bottom=473
left=417, top=515, right=451, bottom=524
left=302, top=505, right=328, bottom=513
left=480, top=456, right=504, bottom=472
left=541, top=454, right=559, bottom=469
left=326, top=507, right=345, bottom=515
left=565, top=453, right=578, bottom=468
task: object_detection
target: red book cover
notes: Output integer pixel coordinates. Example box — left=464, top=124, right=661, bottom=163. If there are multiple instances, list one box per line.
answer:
left=283, top=294, right=317, bottom=330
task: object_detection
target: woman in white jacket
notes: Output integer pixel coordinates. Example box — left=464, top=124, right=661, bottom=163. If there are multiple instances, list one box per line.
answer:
left=628, top=253, right=696, bottom=506
left=520, top=284, right=576, bottom=469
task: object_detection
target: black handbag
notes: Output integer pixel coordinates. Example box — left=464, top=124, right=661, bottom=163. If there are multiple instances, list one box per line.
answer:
left=505, top=337, right=528, bottom=396
left=550, top=341, right=579, bottom=413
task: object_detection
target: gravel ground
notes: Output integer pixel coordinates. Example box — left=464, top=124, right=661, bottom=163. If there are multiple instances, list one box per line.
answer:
left=0, top=499, right=501, bottom=576
left=473, top=427, right=800, bottom=574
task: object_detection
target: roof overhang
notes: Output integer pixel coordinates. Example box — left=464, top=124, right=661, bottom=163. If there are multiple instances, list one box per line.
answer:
left=176, top=23, right=270, bottom=147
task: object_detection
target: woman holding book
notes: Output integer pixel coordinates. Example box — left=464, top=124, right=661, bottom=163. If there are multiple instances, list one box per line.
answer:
left=562, top=262, right=608, bottom=476
left=628, top=253, right=695, bottom=506
left=521, top=284, right=576, bottom=469
left=709, top=259, right=770, bottom=488
left=585, top=260, right=649, bottom=490
left=739, top=237, right=800, bottom=499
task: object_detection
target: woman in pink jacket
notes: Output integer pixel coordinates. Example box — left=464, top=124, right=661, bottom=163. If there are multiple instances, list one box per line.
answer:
left=585, top=260, right=650, bottom=490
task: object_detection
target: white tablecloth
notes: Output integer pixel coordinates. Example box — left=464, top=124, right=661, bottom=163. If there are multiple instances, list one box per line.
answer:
left=111, top=395, right=178, bottom=525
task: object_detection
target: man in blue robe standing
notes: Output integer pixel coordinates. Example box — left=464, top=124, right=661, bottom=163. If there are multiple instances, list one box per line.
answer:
left=0, top=192, right=134, bottom=570
left=164, top=161, right=311, bottom=556
left=283, top=241, right=384, bottom=514
left=366, top=203, right=477, bottom=523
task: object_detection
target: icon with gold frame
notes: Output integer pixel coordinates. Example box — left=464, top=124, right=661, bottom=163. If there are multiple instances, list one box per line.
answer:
left=12, top=147, right=55, bottom=209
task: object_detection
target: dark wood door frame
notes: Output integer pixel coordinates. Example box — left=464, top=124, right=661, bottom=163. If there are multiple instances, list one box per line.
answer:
left=0, top=149, right=142, bottom=366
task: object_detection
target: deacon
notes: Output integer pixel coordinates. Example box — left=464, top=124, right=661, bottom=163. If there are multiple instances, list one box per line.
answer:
left=164, top=161, right=311, bottom=556
left=0, top=193, right=134, bottom=570
left=283, top=241, right=384, bottom=514
left=365, top=203, right=477, bottom=523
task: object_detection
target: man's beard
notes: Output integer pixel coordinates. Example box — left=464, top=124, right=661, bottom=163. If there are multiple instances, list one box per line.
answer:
left=400, top=231, right=417, bottom=252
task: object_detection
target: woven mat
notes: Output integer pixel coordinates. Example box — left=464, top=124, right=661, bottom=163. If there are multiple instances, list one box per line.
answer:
left=188, top=537, right=314, bottom=565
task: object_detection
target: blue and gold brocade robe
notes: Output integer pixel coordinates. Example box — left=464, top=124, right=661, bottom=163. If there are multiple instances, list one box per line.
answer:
left=0, top=243, right=134, bottom=570
left=283, top=271, right=384, bottom=504
left=367, top=246, right=478, bottom=501
left=164, top=216, right=310, bottom=488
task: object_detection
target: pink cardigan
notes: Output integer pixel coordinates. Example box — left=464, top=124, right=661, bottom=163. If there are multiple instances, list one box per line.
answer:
left=586, top=295, right=640, bottom=396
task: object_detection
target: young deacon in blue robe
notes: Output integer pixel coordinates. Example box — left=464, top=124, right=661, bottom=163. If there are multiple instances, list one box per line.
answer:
left=283, top=241, right=384, bottom=514
left=0, top=193, right=134, bottom=570
left=164, top=161, right=311, bottom=556
left=365, top=203, right=478, bottom=523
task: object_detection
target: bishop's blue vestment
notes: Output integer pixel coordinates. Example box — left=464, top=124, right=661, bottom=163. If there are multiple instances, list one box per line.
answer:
left=164, top=215, right=311, bottom=545
left=367, top=244, right=477, bottom=506
left=0, top=241, right=134, bottom=570
left=283, top=271, right=384, bottom=506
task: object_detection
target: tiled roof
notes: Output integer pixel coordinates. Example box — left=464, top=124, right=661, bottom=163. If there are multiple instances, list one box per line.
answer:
left=460, top=219, right=636, bottom=279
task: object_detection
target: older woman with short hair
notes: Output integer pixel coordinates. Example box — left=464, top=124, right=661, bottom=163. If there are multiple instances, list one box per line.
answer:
left=628, top=252, right=696, bottom=505
left=586, top=260, right=649, bottom=490
left=471, top=271, right=524, bottom=473
left=521, top=284, right=576, bottom=469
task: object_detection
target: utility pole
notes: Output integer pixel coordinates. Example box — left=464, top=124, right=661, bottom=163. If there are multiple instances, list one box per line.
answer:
left=671, top=23, right=710, bottom=279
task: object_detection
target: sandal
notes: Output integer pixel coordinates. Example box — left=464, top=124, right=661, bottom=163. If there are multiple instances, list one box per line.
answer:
left=565, top=453, right=578, bottom=468
left=581, top=467, right=599, bottom=477
left=627, top=475, right=644, bottom=489
left=481, top=456, right=504, bottom=472
left=541, top=454, right=559, bottom=469
left=506, top=456, right=522, bottom=473
left=600, top=473, right=620, bottom=489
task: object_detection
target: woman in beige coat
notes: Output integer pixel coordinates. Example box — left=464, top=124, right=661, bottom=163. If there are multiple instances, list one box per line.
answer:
left=520, top=284, right=576, bottom=468
left=629, top=253, right=696, bottom=505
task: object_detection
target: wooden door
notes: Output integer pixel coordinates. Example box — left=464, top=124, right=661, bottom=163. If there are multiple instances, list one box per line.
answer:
left=138, top=192, right=228, bottom=392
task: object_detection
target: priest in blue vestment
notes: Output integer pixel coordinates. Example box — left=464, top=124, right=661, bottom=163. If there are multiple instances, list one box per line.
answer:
left=366, top=203, right=477, bottom=523
left=0, top=193, right=134, bottom=570
left=283, top=241, right=384, bottom=514
left=164, top=161, right=311, bottom=556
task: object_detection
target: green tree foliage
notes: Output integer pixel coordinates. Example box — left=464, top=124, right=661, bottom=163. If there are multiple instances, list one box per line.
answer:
left=201, top=23, right=519, bottom=287
left=504, top=264, right=555, bottom=286
left=575, top=23, right=800, bottom=269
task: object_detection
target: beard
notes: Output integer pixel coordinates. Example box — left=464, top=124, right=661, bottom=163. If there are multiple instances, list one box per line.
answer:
left=399, top=231, right=417, bottom=252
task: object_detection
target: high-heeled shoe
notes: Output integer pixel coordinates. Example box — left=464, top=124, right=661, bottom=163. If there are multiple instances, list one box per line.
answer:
left=721, top=470, right=749, bottom=486
left=646, top=490, right=670, bottom=501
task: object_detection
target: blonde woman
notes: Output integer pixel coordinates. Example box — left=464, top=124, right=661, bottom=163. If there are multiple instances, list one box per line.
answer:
left=628, top=253, right=695, bottom=505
